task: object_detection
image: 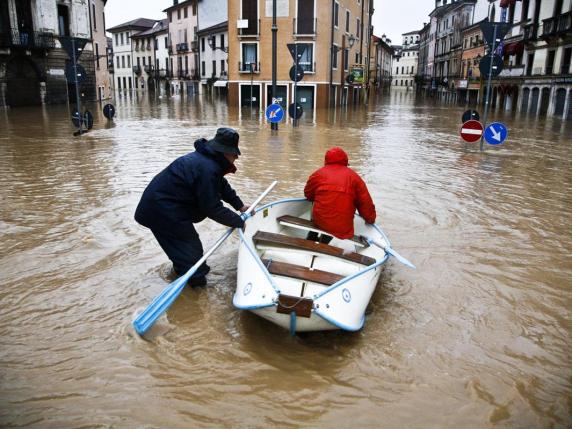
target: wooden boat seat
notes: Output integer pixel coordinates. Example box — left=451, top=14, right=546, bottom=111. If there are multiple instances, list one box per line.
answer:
left=261, top=259, right=344, bottom=286
left=276, top=215, right=368, bottom=247
left=253, top=231, right=376, bottom=266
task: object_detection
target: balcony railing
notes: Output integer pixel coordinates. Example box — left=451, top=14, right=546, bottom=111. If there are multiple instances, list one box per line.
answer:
left=522, top=23, right=537, bottom=41
left=133, top=65, right=142, bottom=74
left=0, top=29, right=55, bottom=49
left=299, top=61, right=316, bottom=73
left=238, top=19, right=260, bottom=37
left=557, top=11, right=572, bottom=34
left=498, top=65, right=525, bottom=77
left=238, top=61, right=260, bottom=73
left=541, top=17, right=556, bottom=38
left=176, top=42, right=189, bottom=52
left=293, top=18, right=317, bottom=36
left=144, top=64, right=154, bottom=73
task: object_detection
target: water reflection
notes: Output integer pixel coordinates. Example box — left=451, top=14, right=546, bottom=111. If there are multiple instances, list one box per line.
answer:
left=0, top=91, right=571, bottom=428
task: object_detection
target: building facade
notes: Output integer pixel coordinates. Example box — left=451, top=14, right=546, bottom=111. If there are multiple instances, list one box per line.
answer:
left=92, top=0, right=111, bottom=101
left=0, top=0, right=95, bottom=107
left=370, top=34, right=394, bottom=93
left=227, top=0, right=373, bottom=115
left=131, top=20, right=169, bottom=94
left=164, top=0, right=199, bottom=96
left=108, top=18, right=156, bottom=94
left=197, top=0, right=229, bottom=93
left=393, top=31, right=419, bottom=89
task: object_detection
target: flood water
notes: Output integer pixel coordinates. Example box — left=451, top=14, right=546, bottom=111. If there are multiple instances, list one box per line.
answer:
left=1, top=91, right=571, bottom=428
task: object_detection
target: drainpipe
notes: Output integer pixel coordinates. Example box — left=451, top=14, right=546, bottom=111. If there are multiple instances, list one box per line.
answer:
left=328, top=0, right=335, bottom=107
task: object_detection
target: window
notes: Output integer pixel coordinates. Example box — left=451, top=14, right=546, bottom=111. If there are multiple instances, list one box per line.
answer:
left=297, top=43, right=314, bottom=72
left=201, top=37, right=205, bottom=51
left=343, top=48, right=349, bottom=71
left=212, top=60, right=216, bottom=76
left=221, top=59, right=225, bottom=73
left=332, top=44, right=339, bottom=69
left=142, top=56, right=146, bottom=66
left=396, top=66, right=399, bottom=74
left=165, top=58, right=169, bottom=72
left=241, top=43, right=257, bottom=71
left=120, top=33, right=124, bottom=45
left=220, top=34, right=225, bottom=49
left=169, top=12, right=172, bottom=23
left=401, top=66, right=404, bottom=74
left=128, top=56, right=131, bottom=67
left=177, top=9, right=181, bottom=20
left=137, top=57, right=140, bottom=67
left=334, top=2, right=339, bottom=27
left=95, top=42, right=99, bottom=68
left=545, top=50, right=555, bottom=75
left=355, top=52, right=358, bottom=63
left=241, top=0, right=259, bottom=35
left=201, top=60, right=205, bottom=76
left=345, top=10, right=350, bottom=32
left=115, top=34, right=118, bottom=46
left=184, top=29, right=187, bottom=43
left=92, top=4, right=96, bottom=30
left=126, top=32, right=130, bottom=44
left=561, top=48, right=571, bottom=74
left=356, top=18, right=360, bottom=38
left=192, top=2, right=197, bottom=15
left=184, top=6, right=188, bottom=18
left=165, top=36, right=168, bottom=49
left=58, top=5, right=70, bottom=36
left=185, top=56, right=188, bottom=73
left=121, top=56, right=125, bottom=68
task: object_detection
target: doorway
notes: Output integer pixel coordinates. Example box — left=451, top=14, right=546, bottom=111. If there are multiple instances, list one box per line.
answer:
left=6, top=56, right=41, bottom=106
left=240, top=83, right=260, bottom=109
left=295, top=85, right=314, bottom=112
left=266, top=84, right=287, bottom=109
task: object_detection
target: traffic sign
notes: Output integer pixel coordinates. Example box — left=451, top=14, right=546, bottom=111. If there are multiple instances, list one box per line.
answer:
left=60, top=37, right=89, bottom=60
left=265, top=103, right=284, bottom=123
left=462, top=109, right=480, bottom=123
left=479, top=21, right=511, bottom=48
left=479, top=54, right=503, bottom=78
left=71, top=110, right=82, bottom=128
left=103, top=103, right=115, bottom=120
left=65, top=63, right=87, bottom=84
left=288, top=102, right=303, bottom=119
left=460, top=120, right=484, bottom=143
left=84, top=110, right=94, bottom=130
left=287, top=43, right=306, bottom=63
left=289, top=65, right=304, bottom=82
left=483, top=122, right=508, bottom=145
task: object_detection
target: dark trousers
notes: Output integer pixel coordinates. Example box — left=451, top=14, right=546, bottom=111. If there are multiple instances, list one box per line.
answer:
left=151, top=228, right=210, bottom=278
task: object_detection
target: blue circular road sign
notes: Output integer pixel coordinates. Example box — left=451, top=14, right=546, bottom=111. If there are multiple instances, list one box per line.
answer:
left=265, top=103, right=284, bottom=123
left=484, top=122, right=508, bottom=145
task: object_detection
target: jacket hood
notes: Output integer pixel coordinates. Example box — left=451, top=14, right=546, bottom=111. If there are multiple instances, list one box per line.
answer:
left=195, top=138, right=237, bottom=175
left=324, top=147, right=349, bottom=166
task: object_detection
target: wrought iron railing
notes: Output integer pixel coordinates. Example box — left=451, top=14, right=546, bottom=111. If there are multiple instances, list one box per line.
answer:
left=177, top=42, right=189, bottom=52
left=238, top=61, right=260, bottom=72
left=0, top=29, right=55, bottom=49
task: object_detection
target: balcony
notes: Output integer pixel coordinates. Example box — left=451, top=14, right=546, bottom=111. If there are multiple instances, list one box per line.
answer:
left=238, top=19, right=260, bottom=37
left=556, top=11, right=572, bottom=34
left=293, top=18, right=317, bottom=36
left=498, top=64, right=525, bottom=78
left=176, top=42, right=189, bottom=52
left=541, top=17, right=557, bottom=39
left=238, top=61, right=260, bottom=73
left=0, top=29, right=55, bottom=49
left=168, top=45, right=173, bottom=55
left=134, top=45, right=140, bottom=51
left=144, top=64, right=154, bottom=73
left=133, top=65, right=142, bottom=74
left=191, top=41, right=198, bottom=52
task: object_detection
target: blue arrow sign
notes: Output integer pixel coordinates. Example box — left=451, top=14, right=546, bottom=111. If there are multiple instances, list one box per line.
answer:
left=484, top=122, right=508, bottom=145
left=265, top=103, right=284, bottom=123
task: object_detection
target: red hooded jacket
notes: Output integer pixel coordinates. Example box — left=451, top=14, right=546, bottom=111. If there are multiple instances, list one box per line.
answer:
left=304, top=147, right=376, bottom=239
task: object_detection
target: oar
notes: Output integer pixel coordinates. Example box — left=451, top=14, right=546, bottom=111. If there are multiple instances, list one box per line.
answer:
left=133, top=181, right=278, bottom=336
left=362, top=236, right=416, bottom=269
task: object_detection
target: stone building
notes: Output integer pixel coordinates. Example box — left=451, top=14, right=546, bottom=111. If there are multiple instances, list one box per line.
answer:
left=0, top=0, right=95, bottom=107
left=131, top=19, right=169, bottom=94
left=227, top=0, right=373, bottom=115
left=393, top=30, right=420, bottom=89
left=92, top=0, right=111, bottom=101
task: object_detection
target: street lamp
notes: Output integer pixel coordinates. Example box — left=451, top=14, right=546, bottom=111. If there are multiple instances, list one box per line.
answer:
left=348, top=34, right=356, bottom=48
left=207, top=34, right=228, bottom=53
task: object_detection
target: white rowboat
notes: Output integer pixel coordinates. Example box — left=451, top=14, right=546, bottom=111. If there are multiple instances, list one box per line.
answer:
left=233, top=198, right=391, bottom=333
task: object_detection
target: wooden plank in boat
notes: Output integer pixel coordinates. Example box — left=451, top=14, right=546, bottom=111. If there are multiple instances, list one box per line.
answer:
left=276, top=294, right=313, bottom=318
left=253, top=231, right=376, bottom=266
left=276, top=215, right=368, bottom=247
left=262, top=259, right=344, bottom=286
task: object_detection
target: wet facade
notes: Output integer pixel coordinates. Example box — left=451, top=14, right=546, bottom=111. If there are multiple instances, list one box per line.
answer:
left=0, top=0, right=95, bottom=108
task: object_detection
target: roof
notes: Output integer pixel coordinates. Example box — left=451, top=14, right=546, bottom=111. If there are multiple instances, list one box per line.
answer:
left=429, top=0, right=476, bottom=18
left=402, top=30, right=420, bottom=36
left=131, top=19, right=168, bottom=38
left=107, top=18, right=157, bottom=33
left=163, top=0, right=193, bottom=13
left=197, top=21, right=228, bottom=36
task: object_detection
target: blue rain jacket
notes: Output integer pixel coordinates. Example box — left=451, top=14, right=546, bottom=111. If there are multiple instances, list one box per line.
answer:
left=135, top=138, right=245, bottom=239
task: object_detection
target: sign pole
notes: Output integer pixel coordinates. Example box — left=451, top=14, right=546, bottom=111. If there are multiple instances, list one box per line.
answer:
left=293, top=44, right=299, bottom=128
left=480, top=24, right=497, bottom=152
left=271, top=0, right=278, bottom=131
left=250, top=62, right=254, bottom=115
left=71, top=38, right=83, bottom=135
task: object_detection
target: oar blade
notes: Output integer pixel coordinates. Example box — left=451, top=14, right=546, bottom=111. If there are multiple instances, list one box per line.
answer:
left=384, top=246, right=416, bottom=269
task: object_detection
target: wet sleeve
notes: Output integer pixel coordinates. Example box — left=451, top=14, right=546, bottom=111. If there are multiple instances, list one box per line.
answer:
left=197, top=173, right=245, bottom=228
left=304, top=172, right=319, bottom=201
left=220, top=177, right=244, bottom=211
left=354, top=175, right=376, bottom=224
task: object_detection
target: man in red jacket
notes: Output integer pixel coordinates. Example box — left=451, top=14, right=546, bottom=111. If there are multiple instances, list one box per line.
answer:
left=304, top=147, right=376, bottom=241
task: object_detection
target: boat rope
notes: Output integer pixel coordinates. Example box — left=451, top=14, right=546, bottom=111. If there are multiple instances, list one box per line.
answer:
left=277, top=295, right=309, bottom=309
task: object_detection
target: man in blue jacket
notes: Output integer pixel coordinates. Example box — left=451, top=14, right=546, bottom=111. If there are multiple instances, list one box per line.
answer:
left=135, top=128, right=249, bottom=287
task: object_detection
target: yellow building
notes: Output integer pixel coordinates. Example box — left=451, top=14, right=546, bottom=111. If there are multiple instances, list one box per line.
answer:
left=227, top=0, right=372, bottom=115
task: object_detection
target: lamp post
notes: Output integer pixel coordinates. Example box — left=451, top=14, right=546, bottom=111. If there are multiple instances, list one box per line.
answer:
left=250, top=61, right=255, bottom=114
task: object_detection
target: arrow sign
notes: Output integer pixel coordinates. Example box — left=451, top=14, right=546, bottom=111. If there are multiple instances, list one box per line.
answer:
left=479, top=21, right=511, bottom=48
left=460, top=120, right=484, bottom=143
left=265, top=103, right=284, bottom=123
left=287, top=43, right=306, bottom=63
left=484, top=122, right=508, bottom=145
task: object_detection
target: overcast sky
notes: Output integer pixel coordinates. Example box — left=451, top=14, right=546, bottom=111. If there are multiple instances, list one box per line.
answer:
left=105, top=0, right=434, bottom=45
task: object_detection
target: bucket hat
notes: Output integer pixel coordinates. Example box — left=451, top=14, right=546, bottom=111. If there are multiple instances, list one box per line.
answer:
left=209, top=127, right=241, bottom=156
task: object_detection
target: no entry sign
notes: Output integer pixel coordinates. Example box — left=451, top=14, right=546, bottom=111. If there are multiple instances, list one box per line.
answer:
left=460, top=120, right=484, bottom=143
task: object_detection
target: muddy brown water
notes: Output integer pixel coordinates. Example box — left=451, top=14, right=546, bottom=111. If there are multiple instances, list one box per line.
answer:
left=1, top=92, right=571, bottom=428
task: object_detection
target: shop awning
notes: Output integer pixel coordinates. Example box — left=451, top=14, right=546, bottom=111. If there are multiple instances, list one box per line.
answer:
left=503, top=41, right=524, bottom=56
left=213, top=80, right=228, bottom=87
